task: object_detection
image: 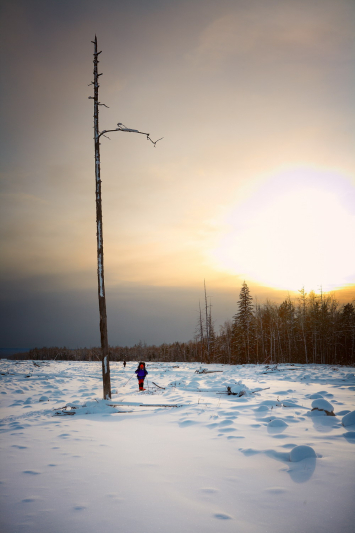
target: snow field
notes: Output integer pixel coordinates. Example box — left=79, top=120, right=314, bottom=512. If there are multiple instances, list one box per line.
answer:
left=0, top=361, right=355, bottom=533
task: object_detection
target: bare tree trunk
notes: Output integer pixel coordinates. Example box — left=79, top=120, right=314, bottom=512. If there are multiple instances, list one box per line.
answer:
left=92, top=35, right=111, bottom=399
left=204, top=280, right=210, bottom=362
left=198, top=301, right=204, bottom=360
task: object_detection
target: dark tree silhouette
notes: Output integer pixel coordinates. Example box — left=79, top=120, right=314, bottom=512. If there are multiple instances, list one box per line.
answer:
left=233, top=281, right=255, bottom=364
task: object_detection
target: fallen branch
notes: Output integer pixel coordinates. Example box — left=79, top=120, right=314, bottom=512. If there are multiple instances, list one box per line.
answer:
left=195, top=369, right=223, bottom=374
left=311, top=407, right=335, bottom=416
left=53, top=405, right=78, bottom=411
left=217, top=390, right=246, bottom=397
left=152, top=381, right=165, bottom=389
left=217, top=386, right=270, bottom=396
left=111, top=410, right=135, bottom=414
left=108, top=403, right=181, bottom=408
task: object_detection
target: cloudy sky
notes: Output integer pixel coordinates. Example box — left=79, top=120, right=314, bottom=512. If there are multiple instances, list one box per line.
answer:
left=1, top=0, right=354, bottom=350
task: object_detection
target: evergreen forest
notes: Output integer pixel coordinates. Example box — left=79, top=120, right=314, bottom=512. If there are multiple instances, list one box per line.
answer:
left=12, top=284, right=355, bottom=366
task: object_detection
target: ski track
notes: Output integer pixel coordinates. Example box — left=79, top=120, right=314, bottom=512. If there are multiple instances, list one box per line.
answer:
left=0, top=360, right=354, bottom=533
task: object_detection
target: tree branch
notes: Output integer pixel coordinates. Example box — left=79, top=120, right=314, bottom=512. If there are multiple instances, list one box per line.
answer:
left=98, top=123, right=163, bottom=146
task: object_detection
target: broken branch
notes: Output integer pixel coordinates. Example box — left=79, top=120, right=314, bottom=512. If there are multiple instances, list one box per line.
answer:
left=151, top=381, right=165, bottom=389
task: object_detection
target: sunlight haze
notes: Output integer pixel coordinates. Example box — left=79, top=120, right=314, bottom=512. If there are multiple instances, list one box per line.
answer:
left=0, top=0, right=354, bottom=349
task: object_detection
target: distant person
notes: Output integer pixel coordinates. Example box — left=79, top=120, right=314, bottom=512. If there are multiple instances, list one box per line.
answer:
left=123, top=360, right=126, bottom=368
left=135, top=361, right=148, bottom=391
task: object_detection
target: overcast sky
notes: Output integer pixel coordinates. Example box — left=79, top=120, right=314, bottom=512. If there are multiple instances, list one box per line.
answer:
left=1, top=0, right=354, bottom=350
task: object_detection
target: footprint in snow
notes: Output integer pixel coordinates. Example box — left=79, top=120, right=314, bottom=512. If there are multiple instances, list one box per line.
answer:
left=200, top=488, right=219, bottom=494
left=218, top=419, right=233, bottom=426
left=214, top=513, right=232, bottom=520
left=22, top=470, right=41, bottom=475
left=179, top=420, right=199, bottom=427
left=263, top=487, right=288, bottom=495
left=254, top=405, right=269, bottom=413
left=343, top=432, right=355, bottom=443
left=239, top=448, right=260, bottom=456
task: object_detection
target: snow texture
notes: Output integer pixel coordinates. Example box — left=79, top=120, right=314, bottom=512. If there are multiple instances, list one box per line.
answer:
left=311, top=398, right=334, bottom=412
left=289, top=445, right=316, bottom=462
left=0, top=361, right=354, bottom=533
left=342, top=410, right=355, bottom=428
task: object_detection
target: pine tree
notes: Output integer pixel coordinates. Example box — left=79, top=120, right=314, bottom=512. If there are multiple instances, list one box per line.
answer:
left=232, top=281, right=256, bottom=364
left=340, top=303, right=355, bottom=364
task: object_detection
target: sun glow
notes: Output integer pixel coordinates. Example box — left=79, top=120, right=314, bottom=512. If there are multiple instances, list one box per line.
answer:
left=210, top=170, right=355, bottom=292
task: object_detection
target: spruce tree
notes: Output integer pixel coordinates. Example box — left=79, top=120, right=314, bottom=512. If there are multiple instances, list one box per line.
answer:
left=233, top=281, right=255, bottom=364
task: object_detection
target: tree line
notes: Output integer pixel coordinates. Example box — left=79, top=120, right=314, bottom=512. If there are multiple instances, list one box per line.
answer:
left=209, top=282, right=355, bottom=366
left=10, top=283, right=355, bottom=365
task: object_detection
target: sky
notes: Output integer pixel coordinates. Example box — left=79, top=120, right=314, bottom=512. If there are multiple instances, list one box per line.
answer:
left=0, top=0, right=355, bottom=350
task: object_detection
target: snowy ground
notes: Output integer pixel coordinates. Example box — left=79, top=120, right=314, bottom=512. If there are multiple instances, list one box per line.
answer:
left=1, top=360, right=355, bottom=533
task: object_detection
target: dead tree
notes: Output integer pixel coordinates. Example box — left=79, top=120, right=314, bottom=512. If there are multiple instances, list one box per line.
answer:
left=204, top=280, right=210, bottom=360
left=89, top=36, right=162, bottom=399
left=204, top=280, right=214, bottom=362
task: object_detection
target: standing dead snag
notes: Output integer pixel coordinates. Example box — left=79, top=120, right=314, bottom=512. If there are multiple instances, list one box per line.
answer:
left=90, top=36, right=162, bottom=399
left=91, top=35, right=111, bottom=400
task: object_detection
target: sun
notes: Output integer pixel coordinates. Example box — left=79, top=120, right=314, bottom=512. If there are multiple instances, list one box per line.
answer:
left=210, top=169, right=355, bottom=292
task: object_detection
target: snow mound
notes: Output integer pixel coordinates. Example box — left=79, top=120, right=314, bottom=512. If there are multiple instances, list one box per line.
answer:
left=55, top=400, right=117, bottom=416
left=309, top=393, right=323, bottom=399
left=289, top=445, right=316, bottom=462
left=311, top=399, right=334, bottom=413
left=224, top=381, right=252, bottom=396
left=342, top=410, right=355, bottom=428
left=268, top=419, right=288, bottom=428
left=39, top=395, right=49, bottom=402
left=195, top=366, right=208, bottom=374
left=254, top=405, right=268, bottom=412
left=77, top=400, right=118, bottom=415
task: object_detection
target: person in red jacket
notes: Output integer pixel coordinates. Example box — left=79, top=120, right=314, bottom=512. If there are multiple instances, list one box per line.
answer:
left=135, top=362, right=148, bottom=391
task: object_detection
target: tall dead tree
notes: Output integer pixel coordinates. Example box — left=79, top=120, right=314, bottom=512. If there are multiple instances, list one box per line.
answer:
left=89, top=36, right=162, bottom=399
left=204, top=280, right=210, bottom=361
